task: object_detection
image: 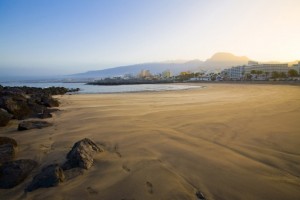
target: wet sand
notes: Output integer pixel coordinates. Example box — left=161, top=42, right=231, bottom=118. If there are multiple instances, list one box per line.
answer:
left=1, top=83, right=300, bottom=200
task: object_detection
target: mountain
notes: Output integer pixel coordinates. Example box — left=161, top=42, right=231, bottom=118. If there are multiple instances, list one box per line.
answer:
left=203, top=52, right=249, bottom=68
left=70, top=52, right=250, bottom=78
left=71, top=60, right=203, bottom=78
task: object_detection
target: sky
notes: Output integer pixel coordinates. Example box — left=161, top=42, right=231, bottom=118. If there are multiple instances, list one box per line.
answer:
left=0, top=0, right=300, bottom=76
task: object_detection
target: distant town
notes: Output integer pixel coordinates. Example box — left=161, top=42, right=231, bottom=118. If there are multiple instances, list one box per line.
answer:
left=88, top=61, right=300, bottom=85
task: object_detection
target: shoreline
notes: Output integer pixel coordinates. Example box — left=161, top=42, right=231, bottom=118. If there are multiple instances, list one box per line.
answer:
left=87, top=79, right=300, bottom=86
left=71, top=84, right=205, bottom=95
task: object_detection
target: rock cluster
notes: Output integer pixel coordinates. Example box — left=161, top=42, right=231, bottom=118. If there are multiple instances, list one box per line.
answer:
left=0, top=87, right=103, bottom=193
left=0, top=137, right=101, bottom=192
left=0, top=85, right=79, bottom=126
left=25, top=138, right=102, bottom=192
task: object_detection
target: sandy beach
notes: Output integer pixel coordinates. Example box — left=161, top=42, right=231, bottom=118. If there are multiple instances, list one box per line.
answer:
left=1, top=83, right=300, bottom=200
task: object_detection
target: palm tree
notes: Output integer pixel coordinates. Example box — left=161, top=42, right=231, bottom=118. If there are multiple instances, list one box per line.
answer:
left=288, top=69, right=299, bottom=77
left=271, top=71, right=279, bottom=79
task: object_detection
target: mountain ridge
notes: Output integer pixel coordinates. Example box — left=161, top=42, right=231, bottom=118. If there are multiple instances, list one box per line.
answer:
left=71, top=52, right=250, bottom=78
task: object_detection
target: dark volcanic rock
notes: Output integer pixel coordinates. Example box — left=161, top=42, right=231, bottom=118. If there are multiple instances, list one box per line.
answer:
left=0, top=159, right=38, bottom=189
left=26, top=164, right=65, bottom=192
left=62, top=138, right=102, bottom=170
left=0, top=86, right=71, bottom=121
left=18, top=120, right=52, bottom=131
left=0, top=108, right=12, bottom=126
left=0, top=137, right=18, bottom=163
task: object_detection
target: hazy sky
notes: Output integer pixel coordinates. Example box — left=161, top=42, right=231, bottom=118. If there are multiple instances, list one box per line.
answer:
left=1, top=0, right=300, bottom=76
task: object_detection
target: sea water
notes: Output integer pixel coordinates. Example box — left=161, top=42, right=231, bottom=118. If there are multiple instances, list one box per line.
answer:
left=0, top=82, right=201, bottom=94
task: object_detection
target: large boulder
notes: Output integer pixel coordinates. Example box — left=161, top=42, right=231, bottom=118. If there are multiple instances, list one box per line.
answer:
left=18, top=120, right=53, bottom=131
left=0, top=108, right=12, bottom=126
left=0, top=159, right=38, bottom=189
left=0, top=137, right=18, bottom=163
left=26, top=164, right=65, bottom=192
left=62, top=138, right=102, bottom=170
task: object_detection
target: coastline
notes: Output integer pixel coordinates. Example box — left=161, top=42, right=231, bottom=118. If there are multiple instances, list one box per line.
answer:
left=1, top=84, right=300, bottom=200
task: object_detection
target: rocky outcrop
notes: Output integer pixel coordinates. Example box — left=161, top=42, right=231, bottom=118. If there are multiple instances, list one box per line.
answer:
left=0, top=137, right=18, bottom=163
left=0, top=159, right=37, bottom=189
left=18, top=120, right=52, bottom=131
left=63, top=138, right=102, bottom=170
left=26, top=138, right=101, bottom=192
left=0, top=108, right=12, bottom=126
left=0, top=85, right=79, bottom=126
left=26, top=164, right=65, bottom=192
left=0, top=138, right=100, bottom=191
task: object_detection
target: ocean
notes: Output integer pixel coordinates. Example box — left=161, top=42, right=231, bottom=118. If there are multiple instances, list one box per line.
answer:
left=0, top=82, right=201, bottom=94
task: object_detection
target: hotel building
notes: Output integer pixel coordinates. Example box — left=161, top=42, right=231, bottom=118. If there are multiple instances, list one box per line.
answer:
left=222, top=66, right=245, bottom=80
left=244, top=62, right=289, bottom=77
left=292, top=61, right=300, bottom=74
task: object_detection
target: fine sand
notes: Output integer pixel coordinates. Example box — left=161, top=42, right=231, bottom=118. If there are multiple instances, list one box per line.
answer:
left=1, top=83, right=300, bottom=200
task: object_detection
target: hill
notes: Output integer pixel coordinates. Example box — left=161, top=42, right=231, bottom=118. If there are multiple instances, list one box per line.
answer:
left=203, top=52, right=249, bottom=68
left=71, top=60, right=203, bottom=78
left=70, top=52, right=250, bottom=78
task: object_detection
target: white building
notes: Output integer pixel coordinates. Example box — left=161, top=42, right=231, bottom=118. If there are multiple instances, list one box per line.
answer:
left=222, top=66, right=245, bottom=80
left=244, top=63, right=289, bottom=77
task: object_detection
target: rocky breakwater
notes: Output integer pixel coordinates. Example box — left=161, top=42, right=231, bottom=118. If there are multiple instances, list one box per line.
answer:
left=0, top=85, right=79, bottom=127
